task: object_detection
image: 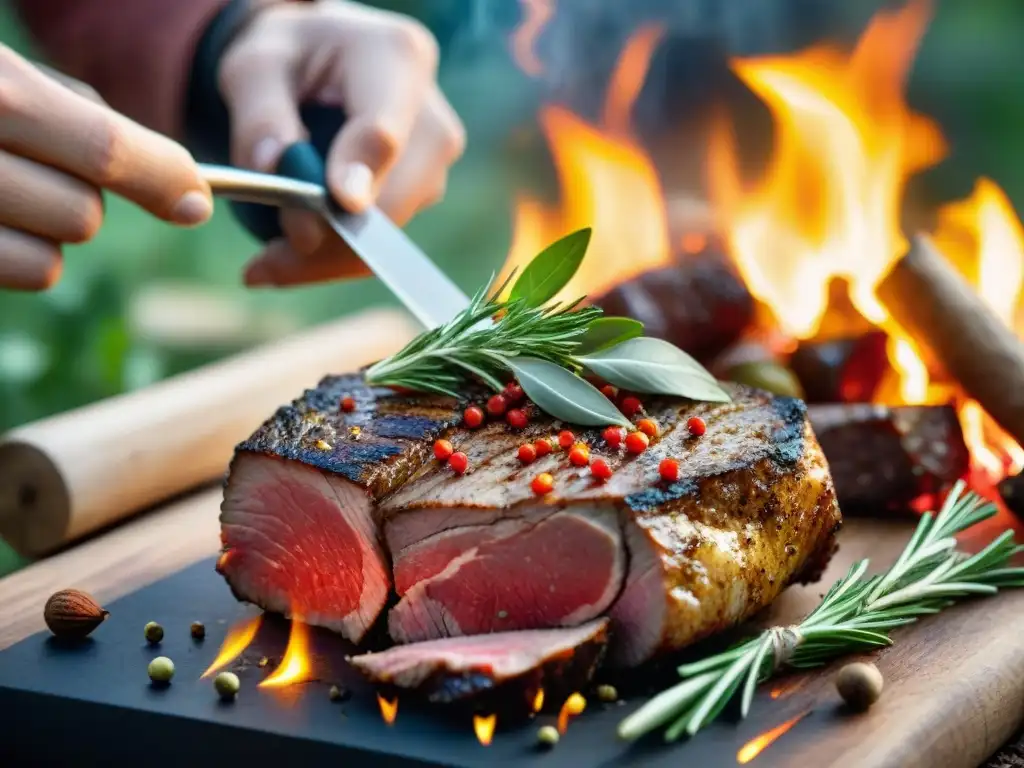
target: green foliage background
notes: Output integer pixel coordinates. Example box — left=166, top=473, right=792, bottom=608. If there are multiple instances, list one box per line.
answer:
left=1, top=0, right=1023, bottom=575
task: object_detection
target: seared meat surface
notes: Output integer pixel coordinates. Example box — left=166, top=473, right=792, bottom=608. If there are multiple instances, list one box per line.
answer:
left=348, top=619, right=608, bottom=704
left=219, top=373, right=841, bottom=664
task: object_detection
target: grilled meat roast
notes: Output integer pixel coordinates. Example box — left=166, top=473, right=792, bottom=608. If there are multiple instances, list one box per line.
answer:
left=348, top=619, right=608, bottom=704
left=218, top=373, right=841, bottom=668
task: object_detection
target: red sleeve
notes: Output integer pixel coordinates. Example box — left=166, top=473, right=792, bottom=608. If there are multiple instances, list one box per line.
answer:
left=10, top=0, right=231, bottom=139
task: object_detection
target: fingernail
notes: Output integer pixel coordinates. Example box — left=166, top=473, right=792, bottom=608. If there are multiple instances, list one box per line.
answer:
left=171, top=191, right=213, bottom=226
left=252, top=137, right=283, bottom=172
left=339, top=163, right=374, bottom=210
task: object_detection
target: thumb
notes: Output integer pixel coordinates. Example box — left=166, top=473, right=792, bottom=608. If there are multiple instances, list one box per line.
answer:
left=219, top=60, right=306, bottom=171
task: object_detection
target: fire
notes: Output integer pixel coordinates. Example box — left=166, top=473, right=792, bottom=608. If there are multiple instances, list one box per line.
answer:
left=473, top=714, right=497, bottom=746
left=736, top=714, right=807, bottom=764
left=500, top=20, right=672, bottom=303
left=556, top=692, right=586, bottom=734
left=201, top=615, right=261, bottom=678
left=509, top=0, right=553, bottom=77
left=706, top=0, right=1024, bottom=485
left=533, top=687, right=545, bottom=712
left=259, top=619, right=313, bottom=688
left=378, top=694, right=399, bottom=726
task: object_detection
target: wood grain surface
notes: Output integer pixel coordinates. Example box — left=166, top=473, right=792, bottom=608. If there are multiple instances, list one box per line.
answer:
left=2, top=493, right=1023, bottom=767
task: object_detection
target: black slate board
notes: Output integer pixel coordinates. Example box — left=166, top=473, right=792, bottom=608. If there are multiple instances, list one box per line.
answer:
left=0, top=557, right=831, bottom=767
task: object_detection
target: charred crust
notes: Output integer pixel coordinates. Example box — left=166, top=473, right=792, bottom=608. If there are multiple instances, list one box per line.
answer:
left=624, top=479, right=700, bottom=512
left=768, top=395, right=808, bottom=466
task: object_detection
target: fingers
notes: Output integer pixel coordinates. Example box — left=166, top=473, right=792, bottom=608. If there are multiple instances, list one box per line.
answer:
left=324, top=19, right=439, bottom=211
left=243, top=237, right=370, bottom=288
left=376, top=87, right=465, bottom=225
left=0, top=49, right=212, bottom=226
left=0, top=150, right=104, bottom=243
left=217, top=26, right=306, bottom=170
left=0, top=225, right=61, bottom=291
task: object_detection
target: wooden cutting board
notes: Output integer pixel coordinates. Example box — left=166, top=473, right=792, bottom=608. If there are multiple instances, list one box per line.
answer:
left=1, top=489, right=1023, bottom=767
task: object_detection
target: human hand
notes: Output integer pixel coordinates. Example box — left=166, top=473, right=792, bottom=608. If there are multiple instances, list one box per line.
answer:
left=0, top=47, right=213, bottom=291
left=218, top=1, right=466, bottom=287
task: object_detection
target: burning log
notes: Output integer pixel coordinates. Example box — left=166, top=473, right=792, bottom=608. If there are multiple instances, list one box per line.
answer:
left=997, top=474, right=1024, bottom=519
left=878, top=234, right=1024, bottom=447
left=591, top=243, right=754, bottom=363
left=808, top=403, right=969, bottom=513
left=788, top=332, right=889, bottom=404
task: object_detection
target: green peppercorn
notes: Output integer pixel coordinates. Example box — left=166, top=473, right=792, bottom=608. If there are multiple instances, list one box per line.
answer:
left=148, top=656, right=175, bottom=684
left=144, top=621, right=164, bottom=644
left=537, top=725, right=559, bottom=748
left=214, top=671, right=240, bottom=701
left=835, top=662, right=883, bottom=711
left=596, top=684, right=619, bottom=702
left=190, top=621, right=206, bottom=640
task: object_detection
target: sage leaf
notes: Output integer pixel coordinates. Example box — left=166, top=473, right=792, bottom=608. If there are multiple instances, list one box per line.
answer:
left=581, top=337, right=731, bottom=402
left=509, top=228, right=592, bottom=308
left=508, top=356, right=631, bottom=427
left=576, top=317, right=644, bottom=354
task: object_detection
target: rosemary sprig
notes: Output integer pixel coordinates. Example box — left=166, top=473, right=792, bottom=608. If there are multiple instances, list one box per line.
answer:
left=618, top=481, right=1024, bottom=743
left=365, top=277, right=600, bottom=397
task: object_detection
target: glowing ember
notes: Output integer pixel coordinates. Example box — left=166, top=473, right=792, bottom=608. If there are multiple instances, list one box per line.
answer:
left=473, top=714, right=497, bottom=746
left=509, top=0, right=553, bottom=77
left=556, top=692, right=587, bottom=734
left=259, top=619, right=313, bottom=688
left=736, top=713, right=807, bottom=764
left=533, top=687, right=545, bottom=712
left=500, top=24, right=672, bottom=303
left=201, top=615, right=261, bottom=678
left=378, top=694, right=399, bottom=726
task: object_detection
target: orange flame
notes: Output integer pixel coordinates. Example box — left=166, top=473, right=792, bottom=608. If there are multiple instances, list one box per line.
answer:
left=473, top=714, right=497, bottom=746
left=259, top=619, right=313, bottom=688
left=602, top=23, right=665, bottom=136
left=556, top=692, right=587, bottom=734
left=533, top=687, right=545, bottom=712
left=706, top=0, right=1024, bottom=484
left=510, top=0, right=553, bottom=77
left=378, top=694, right=399, bottom=726
left=500, top=24, right=673, bottom=304
left=736, top=713, right=807, bottom=764
left=201, top=615, right=261, bottom=678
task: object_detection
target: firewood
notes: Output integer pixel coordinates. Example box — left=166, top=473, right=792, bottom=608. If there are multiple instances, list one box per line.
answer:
left=877, top=234, right=1024, bottom=447
left=808, top=403, right=969, bottom=514
left=591, top=243, right=754, bottom=363
left=997, top=474, right=1024, bottom=520
left=788, top=332, right=888, bottom=403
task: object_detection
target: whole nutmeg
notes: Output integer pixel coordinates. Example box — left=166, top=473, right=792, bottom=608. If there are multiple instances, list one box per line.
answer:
left=835, top=662, right=884, bottom=711
left=190, top=621, right=206, bottom=641
left=43, top=589, right=109, bottom=640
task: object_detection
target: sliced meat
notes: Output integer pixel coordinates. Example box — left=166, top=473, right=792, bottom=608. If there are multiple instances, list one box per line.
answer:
left=388, top=504, right=624, bottom=643
left=348, top=619, right=608, bottom=704
left=382, top=384, right=841, bottom=666
left=217, top=373, right=464, bottom=643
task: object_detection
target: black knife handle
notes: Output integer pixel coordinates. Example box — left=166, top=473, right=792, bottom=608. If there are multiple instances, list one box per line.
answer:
left=230, top=106, right=342, bottom=243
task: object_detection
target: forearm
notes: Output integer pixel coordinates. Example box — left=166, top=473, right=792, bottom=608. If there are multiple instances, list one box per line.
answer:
left=11, top=0, right=231, bottom=139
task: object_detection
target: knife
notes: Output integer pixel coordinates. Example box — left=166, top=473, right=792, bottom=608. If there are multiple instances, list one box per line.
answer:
left=198, top=142, right=471, bottom=330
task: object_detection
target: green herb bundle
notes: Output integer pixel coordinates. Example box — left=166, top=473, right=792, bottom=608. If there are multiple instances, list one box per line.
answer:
left=617, top=481, right=1024, bottom=743
left=365, top=229, right=730, bottom=425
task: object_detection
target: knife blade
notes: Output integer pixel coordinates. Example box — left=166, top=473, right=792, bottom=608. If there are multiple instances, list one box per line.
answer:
left=199, top=152, right=472, bottom=330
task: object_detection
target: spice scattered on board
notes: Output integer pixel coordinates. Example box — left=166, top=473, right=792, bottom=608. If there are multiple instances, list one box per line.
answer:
left=148, top=656, right=175, bottom=685
left=191, top=621, right=206, bottom=640
left=214, top=671, right=240, bottom=701
left=596, top=684, right=619, bottom=703
left=43, top=589, right=109, bottom=640
left=835, top=662, right=883, bottom=711
left=144, top=621, right=164, bottom=644
left=537, top=724, right=559, bottom=748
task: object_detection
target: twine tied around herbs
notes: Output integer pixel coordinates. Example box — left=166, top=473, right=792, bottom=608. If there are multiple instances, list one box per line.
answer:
left=766, top=625, right=804, bottom=671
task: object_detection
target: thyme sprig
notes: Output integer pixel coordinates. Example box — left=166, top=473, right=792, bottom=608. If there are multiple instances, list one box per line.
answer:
left=618, top=481, right=1024, bottom=743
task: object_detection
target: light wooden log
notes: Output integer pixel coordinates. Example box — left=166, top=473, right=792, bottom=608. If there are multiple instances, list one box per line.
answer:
left=0, top=308, right=417, bottom=558
left=877, top=233, right=1024, bottom=447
